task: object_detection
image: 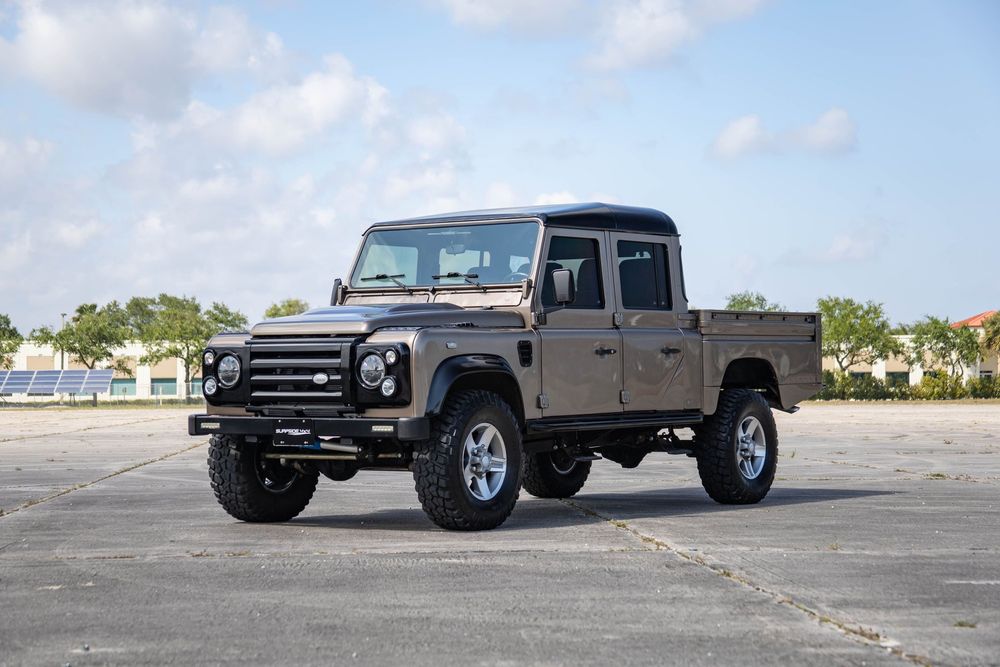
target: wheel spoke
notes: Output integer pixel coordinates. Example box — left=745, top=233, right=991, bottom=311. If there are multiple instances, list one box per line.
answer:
left=474, top=476, right=491, bottom=499
left=477, top=425, right=498, bottom=450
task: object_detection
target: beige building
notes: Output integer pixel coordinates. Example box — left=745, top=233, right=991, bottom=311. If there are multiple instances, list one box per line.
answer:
left=6, top=341, right=200, bottom=401
left=822, top=310, right=998, bottom=384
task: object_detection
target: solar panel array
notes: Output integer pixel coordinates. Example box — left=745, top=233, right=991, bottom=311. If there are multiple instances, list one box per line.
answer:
left=0, top=369, right=115, bottom=395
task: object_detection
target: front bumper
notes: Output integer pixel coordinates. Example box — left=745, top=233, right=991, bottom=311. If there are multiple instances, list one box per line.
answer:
left=188, top=414, right=430, bottom=441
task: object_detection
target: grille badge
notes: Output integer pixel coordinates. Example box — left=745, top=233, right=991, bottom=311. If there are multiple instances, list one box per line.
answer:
left=312, top=372, right=330, bottom=385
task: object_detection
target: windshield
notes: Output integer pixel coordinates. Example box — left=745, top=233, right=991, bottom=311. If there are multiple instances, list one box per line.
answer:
left=350, top=221, right=540, bottom=288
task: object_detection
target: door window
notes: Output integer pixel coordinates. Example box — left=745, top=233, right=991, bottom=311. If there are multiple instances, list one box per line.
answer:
left=541, top=236, right=604, bottom=308
left=617, top=240, right=672, bottom=310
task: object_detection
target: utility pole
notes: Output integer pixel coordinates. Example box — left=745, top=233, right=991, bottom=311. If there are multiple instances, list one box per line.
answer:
left=59, top=313, right=67, bottom=370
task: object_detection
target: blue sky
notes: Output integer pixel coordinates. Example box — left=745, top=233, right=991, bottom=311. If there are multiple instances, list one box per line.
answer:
left=1, top=0, right=998, bottom=330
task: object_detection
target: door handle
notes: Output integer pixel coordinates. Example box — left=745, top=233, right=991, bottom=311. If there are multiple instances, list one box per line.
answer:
left=661, top=347, right=681, bottom=355
left=595, top=347, right=618, bottom=356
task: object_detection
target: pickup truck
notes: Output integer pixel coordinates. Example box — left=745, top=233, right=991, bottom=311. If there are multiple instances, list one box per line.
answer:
left=190, top=203, right=822, bottom=530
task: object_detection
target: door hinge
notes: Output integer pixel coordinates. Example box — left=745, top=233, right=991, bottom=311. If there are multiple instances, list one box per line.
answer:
left=537, top=393, right=550, bottom=409
left=620, top=390, right=631, bottom=404
left=613, top=312, right=623, bottom=327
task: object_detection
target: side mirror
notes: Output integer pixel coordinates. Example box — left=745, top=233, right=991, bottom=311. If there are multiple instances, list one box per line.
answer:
left=331, top=278, right=344, bottom=306
left=551, top=268, right=575, bottom=306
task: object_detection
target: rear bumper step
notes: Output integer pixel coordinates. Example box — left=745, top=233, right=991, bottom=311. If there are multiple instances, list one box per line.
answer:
left=189, top=414, right=429, bottom=441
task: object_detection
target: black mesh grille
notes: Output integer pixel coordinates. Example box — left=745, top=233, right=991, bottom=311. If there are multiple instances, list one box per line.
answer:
left=248, top=337, right=355, bottom=406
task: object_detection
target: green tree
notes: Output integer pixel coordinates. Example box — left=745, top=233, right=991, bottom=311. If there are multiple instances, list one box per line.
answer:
left=981, top=312, right=1000, bottom=361
left=31, top=303, right=133, bottom=374
left=136, top=295, right=248, bottom=392
left=907, top=316, right=981, bottom=377
left=817, top=296, right=901, bottom=372
left=725, top=290, right=785, bottom=312
left=264, top=298, right=310, bottom=319
left=0, top=313, right=23, bottom=370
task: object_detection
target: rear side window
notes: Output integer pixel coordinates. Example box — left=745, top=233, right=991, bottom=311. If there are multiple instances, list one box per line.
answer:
left=541, top=236, right=604, bottom=309
left=617, top=240, right=672, bottom=310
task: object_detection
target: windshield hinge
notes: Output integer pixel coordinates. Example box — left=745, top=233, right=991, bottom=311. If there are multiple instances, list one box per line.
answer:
left=537, top=393, right=549, bottom=409
left=613, top=312, right=624, bottom=327
left=620, top=390, right=631, bottom=405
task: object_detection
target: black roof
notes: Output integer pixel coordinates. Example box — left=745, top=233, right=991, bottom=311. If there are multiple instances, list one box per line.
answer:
left=369, top=202, right=678, bottom=236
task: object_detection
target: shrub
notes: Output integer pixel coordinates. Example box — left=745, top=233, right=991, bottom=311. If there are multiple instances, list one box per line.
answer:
left=911, top=373, right=969, bottom=400
left=966, top=376, right=1000, bottom=399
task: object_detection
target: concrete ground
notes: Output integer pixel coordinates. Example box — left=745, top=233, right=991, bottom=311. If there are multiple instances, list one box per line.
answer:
left=1, top=404, right=997, bottom=666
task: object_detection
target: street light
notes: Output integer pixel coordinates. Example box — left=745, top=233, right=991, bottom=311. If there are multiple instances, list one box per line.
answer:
left=59, top=313, right=66, bottom=370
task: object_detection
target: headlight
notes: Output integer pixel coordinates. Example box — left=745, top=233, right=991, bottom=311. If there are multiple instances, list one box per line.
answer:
left=380, top=377, right=397, bottom=397
left=359, top=354, right=386, bottom=388
left=217, top=354, right=241, bottom=387
left=203, top=350, right=215, bottom=366
left=203, top=377, right=218, bottom=395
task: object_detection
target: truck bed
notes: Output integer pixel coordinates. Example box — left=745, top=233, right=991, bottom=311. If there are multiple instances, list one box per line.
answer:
left=691, top=310, right=822, bottom=414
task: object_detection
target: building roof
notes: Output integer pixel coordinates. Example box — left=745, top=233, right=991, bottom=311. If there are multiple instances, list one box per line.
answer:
left=951, top=310, right=998, bottom=328
left=370, top=202, right=679, bottom=236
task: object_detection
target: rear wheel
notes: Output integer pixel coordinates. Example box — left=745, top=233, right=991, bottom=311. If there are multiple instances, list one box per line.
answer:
left=694, top=389, right=777, bottom=504
left=523, top=450, right=591, bottom=498
left=207, top=435, right=318, bottom=522
left=413, top=390, right=522, bottom=531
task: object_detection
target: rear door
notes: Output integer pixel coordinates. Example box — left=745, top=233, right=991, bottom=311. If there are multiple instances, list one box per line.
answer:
left=611, top=233, right=694, bottom=412
left=537, top=230, right=623, bottom=416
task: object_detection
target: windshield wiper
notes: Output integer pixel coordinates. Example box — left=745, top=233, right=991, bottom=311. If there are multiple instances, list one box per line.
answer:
left=431, top=271, right=486, bottom=291
left=359, top=273, right=411, bottom=293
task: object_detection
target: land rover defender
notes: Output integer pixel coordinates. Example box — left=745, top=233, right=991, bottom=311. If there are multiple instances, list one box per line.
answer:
left=190, top=203, right=822, bottom=530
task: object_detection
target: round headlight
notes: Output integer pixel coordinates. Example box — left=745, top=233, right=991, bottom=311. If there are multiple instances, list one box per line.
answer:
left=384, top=349, right=399, bottom=365
left=203, top=350, right=215, bottom=366
left=217, top=354, right=241, bottom=387
left=359, top=354, right=386, bottom=388
left=380, top=376, right=397, bottom=397
left=203, top=377, right=218, bottom=396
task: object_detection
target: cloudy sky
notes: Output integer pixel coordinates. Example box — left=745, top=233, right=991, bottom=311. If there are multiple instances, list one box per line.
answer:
left=2, top=0, right=998, bottom=330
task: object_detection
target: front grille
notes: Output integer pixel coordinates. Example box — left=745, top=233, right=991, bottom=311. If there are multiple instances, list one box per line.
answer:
left=248, top=337, right=356, bottom=406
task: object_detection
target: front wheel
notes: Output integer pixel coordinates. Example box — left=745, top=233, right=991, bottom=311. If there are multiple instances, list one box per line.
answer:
left=694, top=389, right=777, bottom=504
left=207, top=435, right=318, bottom=522
left=413, top=390, right=522, bottom=530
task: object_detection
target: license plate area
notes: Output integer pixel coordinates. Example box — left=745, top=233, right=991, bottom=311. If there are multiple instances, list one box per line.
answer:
left=273, top=419, right=315, bottom=447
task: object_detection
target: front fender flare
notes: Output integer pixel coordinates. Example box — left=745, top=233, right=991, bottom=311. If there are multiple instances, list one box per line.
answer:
left=425, top=355, right=524, bottom=423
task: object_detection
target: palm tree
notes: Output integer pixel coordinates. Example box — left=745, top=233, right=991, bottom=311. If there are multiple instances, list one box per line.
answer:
left=982, top=312, right=1000, bottom=360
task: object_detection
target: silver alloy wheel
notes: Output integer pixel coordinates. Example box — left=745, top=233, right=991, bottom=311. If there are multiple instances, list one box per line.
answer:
left=735, top=415, right=767, bottom=480
left=463, top=422, right=508, bottom=501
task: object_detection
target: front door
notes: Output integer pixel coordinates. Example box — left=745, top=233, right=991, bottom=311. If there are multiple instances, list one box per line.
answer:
left=537, top=231, right=623, bottom=417
left=611, top=233, right=693, bottom=412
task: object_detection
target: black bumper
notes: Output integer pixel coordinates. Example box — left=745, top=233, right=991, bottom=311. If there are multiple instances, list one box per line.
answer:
left=188, top=414, right=430, bottom=441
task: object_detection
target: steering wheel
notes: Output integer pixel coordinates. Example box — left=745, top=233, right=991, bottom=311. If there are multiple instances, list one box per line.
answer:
left=503, top=271, right=531, bottom=283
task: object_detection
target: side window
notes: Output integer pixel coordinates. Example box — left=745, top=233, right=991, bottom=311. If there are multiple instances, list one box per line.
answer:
left=617, top=240, right=672, bottom=310
left=541, top=236, right=604, bottom=309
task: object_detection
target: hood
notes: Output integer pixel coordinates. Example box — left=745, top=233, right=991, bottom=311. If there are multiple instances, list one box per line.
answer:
left=250, top=303, right=524, bottom=337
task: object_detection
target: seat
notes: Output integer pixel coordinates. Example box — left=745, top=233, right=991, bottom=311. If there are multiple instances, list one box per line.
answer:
left=618, top=257, right=657, bottom=309
left=575, top=258, right=601, bottom=308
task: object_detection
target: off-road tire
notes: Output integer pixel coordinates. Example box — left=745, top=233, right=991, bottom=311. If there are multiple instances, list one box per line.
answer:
left=694, top=389, right=777, bottom=504
left=523, top=451, right=591, bottom=498
left=413, top=390, right=522, bottom=531
left=207, top=434, right=318, bottom=522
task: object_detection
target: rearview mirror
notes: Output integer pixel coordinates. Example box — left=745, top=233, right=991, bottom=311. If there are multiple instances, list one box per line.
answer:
left=552, top=268, right=575, bottom=305
left=331, top=278, right=344, bottom=306
left=444, top=243, right=467, bottom=255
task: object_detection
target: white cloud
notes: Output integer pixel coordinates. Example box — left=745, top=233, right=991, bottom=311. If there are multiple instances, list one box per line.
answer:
left=0, top=1, right=288, bottom=119
left=793, top=108, right=857, bottom=154
left=589, top=0, right=766, bottom=70
left=820, top=233, right=878, bottom=262
left=711, top=108, right=858, bottom=158
left=534, top=191, right=580, bottom=205
left=711, top=114, right=771, bottom=159
left=430, top=0, right=585, bottom=32
left=53, top=220, right=105, bottom=248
